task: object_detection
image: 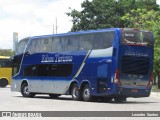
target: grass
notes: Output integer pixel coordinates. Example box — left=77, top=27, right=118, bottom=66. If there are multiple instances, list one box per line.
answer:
left=152, top=84, right=160, bottom=92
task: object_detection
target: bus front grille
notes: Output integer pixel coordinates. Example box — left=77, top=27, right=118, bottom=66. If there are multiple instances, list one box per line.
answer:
left=121, top=56, right=150, bottom=75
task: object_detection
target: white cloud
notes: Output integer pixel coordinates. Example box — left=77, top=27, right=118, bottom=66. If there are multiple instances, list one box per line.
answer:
left=0, top=0, right=84, bottom=49
left=157, top=0, right=160, bottom=5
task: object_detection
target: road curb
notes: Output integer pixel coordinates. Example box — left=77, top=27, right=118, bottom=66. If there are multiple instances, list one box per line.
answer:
left=151, top=92, right=160, bottom=97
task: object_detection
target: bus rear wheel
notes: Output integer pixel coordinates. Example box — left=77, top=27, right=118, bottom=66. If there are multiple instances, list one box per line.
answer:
left=0, top=78, right=8, bottom=88
left=71, top=84, right=82, bottom=101
left=82, top=84, right=92, bottom=102
left=99, top=97, right=113, bottom=102
left=114, top=96, right=127, bottom=103
left=21, top=83, right=35, bottom=97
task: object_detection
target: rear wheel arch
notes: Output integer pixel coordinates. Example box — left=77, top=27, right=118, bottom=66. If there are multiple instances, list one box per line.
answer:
left=80, top=81, right=90, bottom=91
left=21, top=80, right=28, bottom=87
left=69, top=81, right=79, bottom=95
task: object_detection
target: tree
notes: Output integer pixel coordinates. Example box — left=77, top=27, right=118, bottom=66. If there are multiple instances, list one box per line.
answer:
left=0, top=49, right=13, bottom=56
left=67, top=0, right=159, bottom=31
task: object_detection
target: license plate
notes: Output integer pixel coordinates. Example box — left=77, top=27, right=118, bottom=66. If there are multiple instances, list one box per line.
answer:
left=131, top=89, right=138, bottom=93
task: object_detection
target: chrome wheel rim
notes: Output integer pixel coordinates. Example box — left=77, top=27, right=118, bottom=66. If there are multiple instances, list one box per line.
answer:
left=73, top=87, right=79, bottom=98
left=24, top=86, right=29, bottom=96
left=83, top=88, right=90, bottom=99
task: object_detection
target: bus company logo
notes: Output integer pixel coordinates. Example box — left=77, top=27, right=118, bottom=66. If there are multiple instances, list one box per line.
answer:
left=125, top=51, right=148, bottom=57
left=41, top=54, right=73, bottom=63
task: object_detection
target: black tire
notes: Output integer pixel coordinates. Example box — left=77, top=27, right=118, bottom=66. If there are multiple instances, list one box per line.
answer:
left=49, top=94, right=60, bottom=99
left=21, top=83, right=35, bottom=97
left=114, top=97, right=126, bottom=103
left=82, top=84, right=92, bottom=102
left=71, top=84, right=82, bottom=101
left=99, top=97, right=113, bottom=102
left=105, top=97, right=113, bottom=102
left=0, top=78, right=8, bottom=88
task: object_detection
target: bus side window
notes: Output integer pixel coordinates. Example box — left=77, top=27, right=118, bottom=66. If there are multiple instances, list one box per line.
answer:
left=93, top=31, right=115, bottom=50
left=93, top=33, right=102, bottom=49
left=41, top=38, right=53, bottom=52
left=60, top=37, right=68, bottom=51
left=48, top=64, right=60, bottom=76
left=48, top=64, right=72, bottom=77
left=79, top=34, right=93, bottom=50
left=23, top=66, right=32, bottom=76
left=52, top=37, right=62, bottom=52
left=66, top=36, right=79, bottom=51
left=60, top=64, right=73, bottom=76
left=28, top=39, right=41, bottom=54
left=102, top=32, right=115, bottom=49
left=23, top=64, right=72, bottom=77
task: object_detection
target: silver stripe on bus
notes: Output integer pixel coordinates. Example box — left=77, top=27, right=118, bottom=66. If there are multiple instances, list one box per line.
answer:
left=73, top=50, right=91, bottom=78
left=63, top=50, right=91, bottom=94
left=89, top=47, right=113, bottom=58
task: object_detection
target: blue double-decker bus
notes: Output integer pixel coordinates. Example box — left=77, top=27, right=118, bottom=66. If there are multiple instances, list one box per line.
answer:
left=11, top=28, right=154, bottom=102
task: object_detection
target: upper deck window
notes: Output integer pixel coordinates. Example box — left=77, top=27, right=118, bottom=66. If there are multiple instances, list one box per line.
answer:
left=27, top=31, right=115, bottom=54
left=121, top=30, right=153, bottom=47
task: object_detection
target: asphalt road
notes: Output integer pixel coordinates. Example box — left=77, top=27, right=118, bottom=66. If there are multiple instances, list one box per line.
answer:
left=0, top=86, right=160, bottom=120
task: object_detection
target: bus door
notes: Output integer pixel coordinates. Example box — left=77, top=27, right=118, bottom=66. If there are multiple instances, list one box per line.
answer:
left=97, top=59, right=112, bottom=93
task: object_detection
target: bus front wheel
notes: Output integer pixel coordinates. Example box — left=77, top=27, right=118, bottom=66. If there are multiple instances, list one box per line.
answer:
left=71, top=84, right=82, bottom=101
left=21, top=83, right=35, bottom=97
left=0, top=78, right=8, bottom=88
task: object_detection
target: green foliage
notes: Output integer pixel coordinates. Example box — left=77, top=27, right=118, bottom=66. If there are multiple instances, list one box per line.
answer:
left=152, top=84, right=160, bottom=92
left=67, top=0, right=159, bottom=31
left=0, top=49, right=14, bottom=56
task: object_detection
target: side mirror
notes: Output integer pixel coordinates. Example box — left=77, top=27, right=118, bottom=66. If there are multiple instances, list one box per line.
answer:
left=113, top=48, right=116, bottom=57
left=25, top=51, right=30, bottom=56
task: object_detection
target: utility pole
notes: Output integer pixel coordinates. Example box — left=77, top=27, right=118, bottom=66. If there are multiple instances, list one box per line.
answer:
left=53, top=24, right=54, bottom=34
left=13, top=32, right=18, bottom=51
left=53, top=17, right=58, bottom=34
left=55, top=17, right=58, bottom=34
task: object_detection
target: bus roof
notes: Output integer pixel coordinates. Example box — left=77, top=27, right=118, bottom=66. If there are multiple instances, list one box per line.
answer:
left=30, top=28, right=120, bottom=39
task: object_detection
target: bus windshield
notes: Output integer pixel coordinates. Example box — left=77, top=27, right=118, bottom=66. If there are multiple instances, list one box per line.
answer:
left=15, top=37, right=29, bottom=55
left=121, top=29, right=153, bottom=47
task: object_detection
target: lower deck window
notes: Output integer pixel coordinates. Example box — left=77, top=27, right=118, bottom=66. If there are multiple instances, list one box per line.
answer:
left=23, top=64, right=72, bottom=77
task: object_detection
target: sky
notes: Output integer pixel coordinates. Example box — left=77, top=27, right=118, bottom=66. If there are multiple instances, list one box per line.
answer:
left=0, top=0, right=84, bottom=49
left=0, top=0, right=160, bottom=50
